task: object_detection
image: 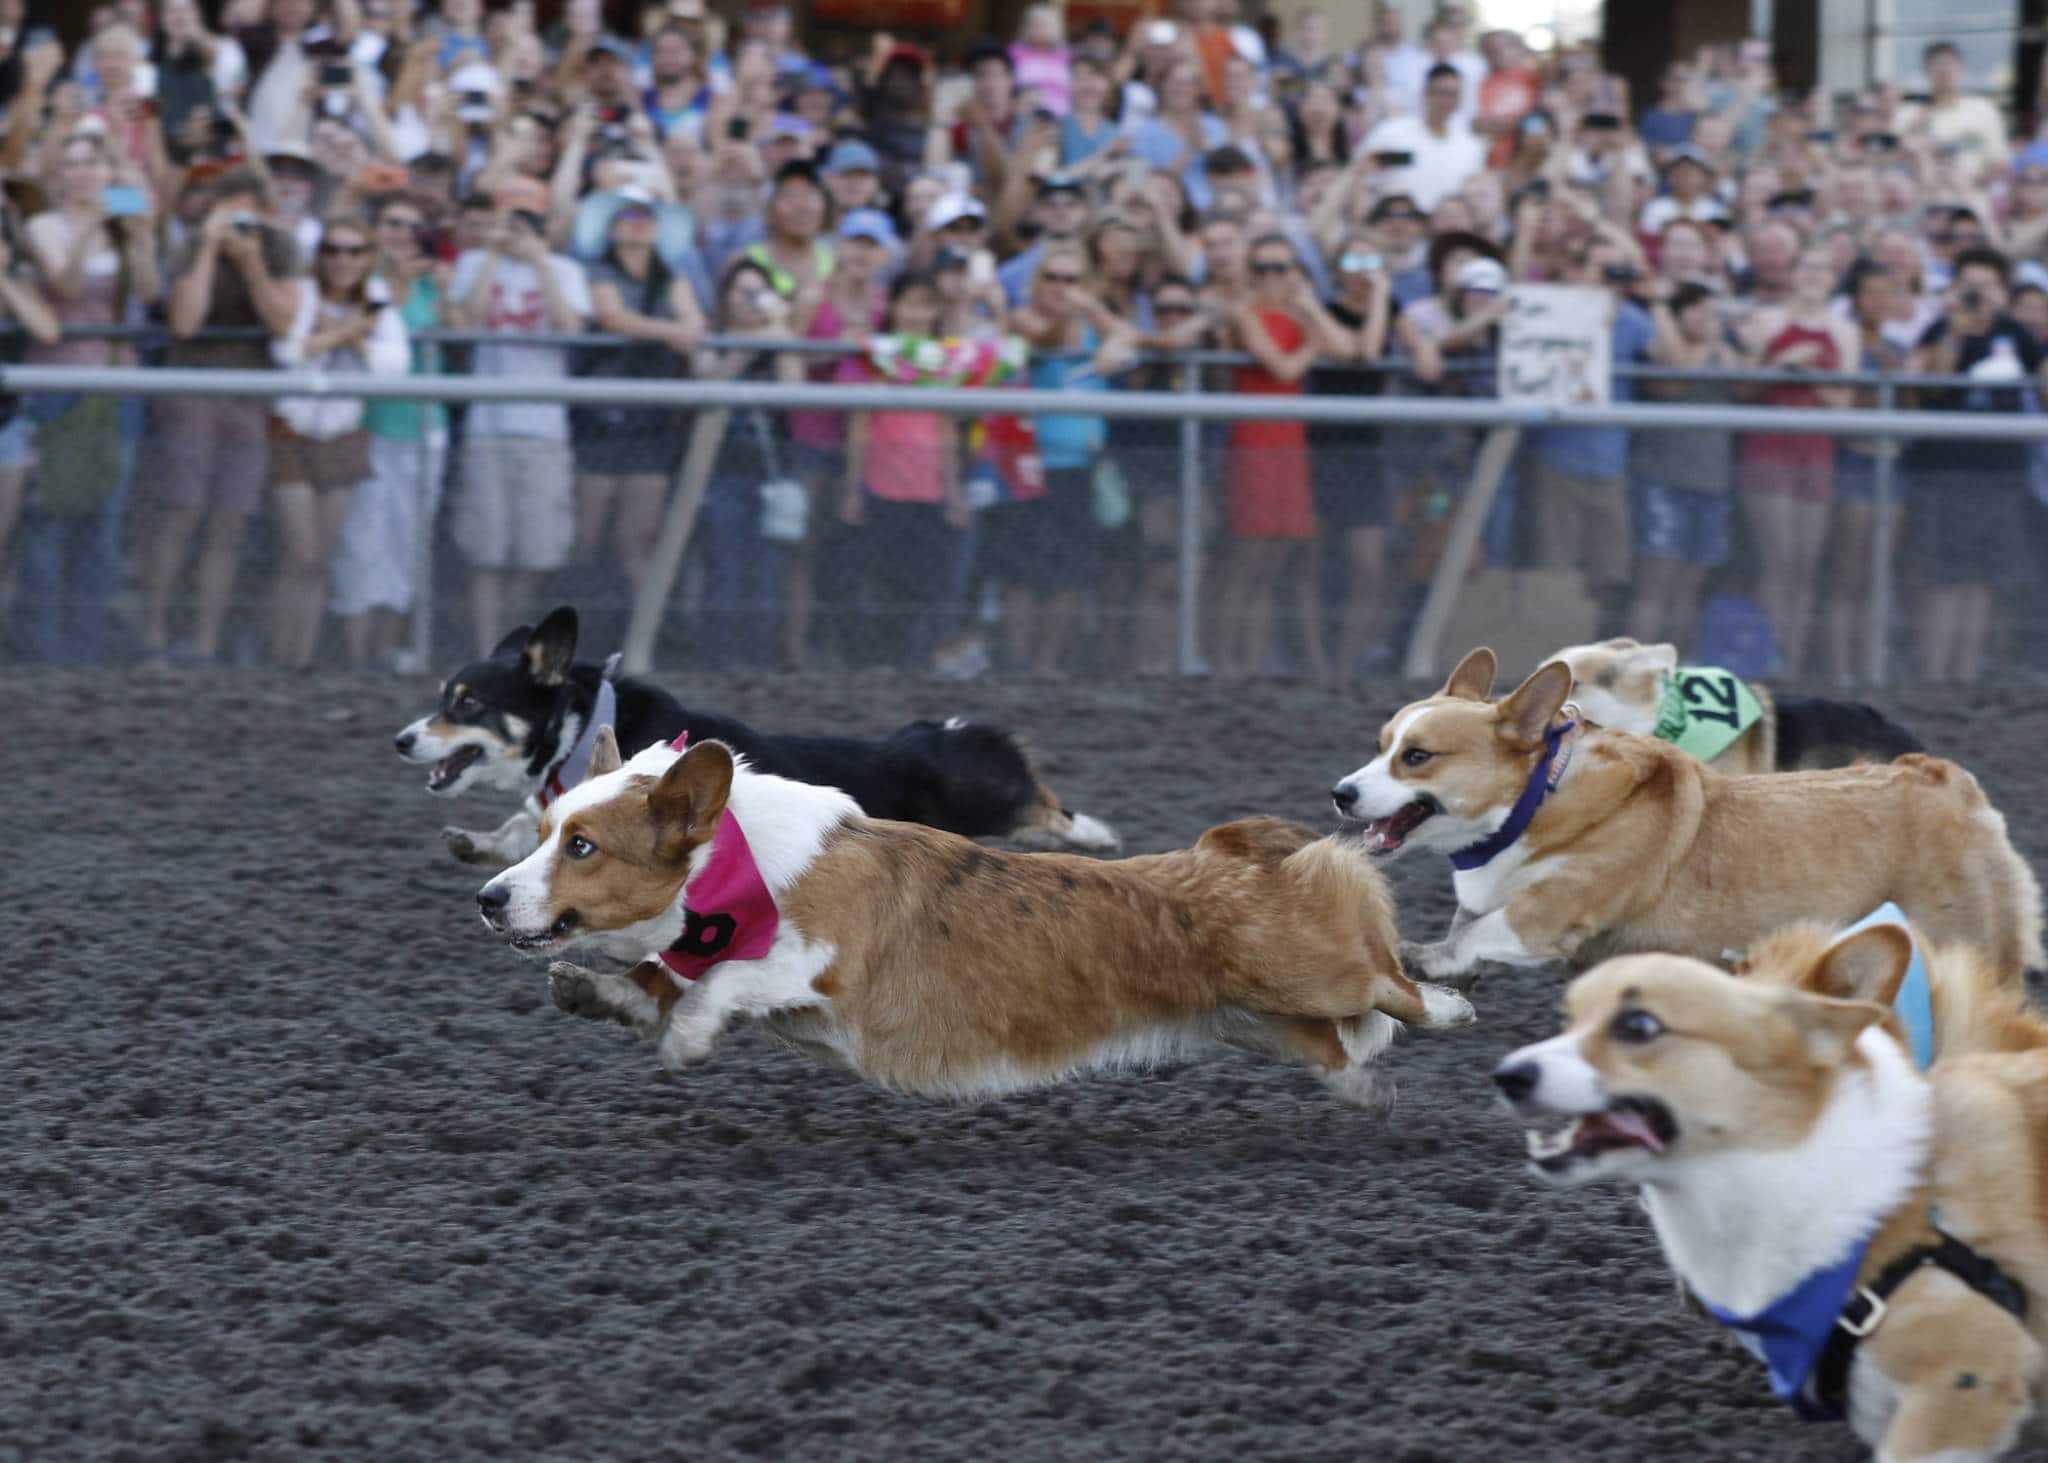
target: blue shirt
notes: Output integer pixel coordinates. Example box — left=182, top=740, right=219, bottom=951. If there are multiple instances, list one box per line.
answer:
left=1128, top=114, right=1229, bottom=211
left=1529, top=298, right=1656, bottom=480
left=1029, top=329, right=1106, bottom=470
left=1059, top=115, right=1121, bottom=167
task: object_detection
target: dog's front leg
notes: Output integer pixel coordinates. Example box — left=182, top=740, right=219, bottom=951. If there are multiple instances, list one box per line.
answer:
left=549, top=960, right=672, bottom=1039
left=655, top=945, right=837, bottom=1074
left=1407, top=908, right=1551, bottom=982
left=1401, top=906, right=1478, bottom=987
left=444, top=809, right=539, bottom=869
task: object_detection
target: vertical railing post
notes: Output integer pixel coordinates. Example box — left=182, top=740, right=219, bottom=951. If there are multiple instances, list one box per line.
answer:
left=1176, top=357, right=1202, bottom=676
left=409, top=418, right=435, bottom=672
left=1866, top=377, right=1896, bottom=689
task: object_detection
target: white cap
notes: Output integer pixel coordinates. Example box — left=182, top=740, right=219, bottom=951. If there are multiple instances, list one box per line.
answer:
left=925, top=191, right=987, bottom=233
left=1457, top=256, right=1508, bottom=293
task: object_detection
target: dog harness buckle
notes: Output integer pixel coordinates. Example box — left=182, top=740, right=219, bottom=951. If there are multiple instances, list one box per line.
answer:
left=1836, top=1287, right=1887, bottom=1339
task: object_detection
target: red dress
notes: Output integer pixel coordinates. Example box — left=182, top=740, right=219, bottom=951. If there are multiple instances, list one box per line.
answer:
left=1226, top=310, right=1315, bottom=540
left=1741, top=320, right=1838, bottom=501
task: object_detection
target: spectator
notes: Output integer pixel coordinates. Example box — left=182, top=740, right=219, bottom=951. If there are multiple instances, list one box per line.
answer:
left=1903, top=246, right=2043, bottom=684
left=817, top=137, right=880, bottom=217
left=857, top=42, right=931, bottom=202
left=332, top=190, right=447, bottom=673
left=1897, top=41, right=2007, bottom=183
left=573, top=187, right=704, bottom=597
left=1640, top=145, right=1728, bottom=235
left=1736, top=246, right=1857, bottom=676
left=1009, top=4, right=1071, bottom=117
left=1312, top=234, right=1396, bottom=678
left=997, top=172, right=1090, bottom=305
left=841, top=270, right=971, bottom=668
left=266, top=212, right=410, bottom=670
left=1214, top=233, right=1349, bottom=679
left=1129, top=60, right=1227, bottom=212
left=1826, top=261, right=1909, bottom=685
left=740, top=158, right=831, bottom=301
left=1060, top=54, right=1123, bottom=170
left=446, top=177, right=590, bottom=653
left=15, top=132, right=150, bottom=665
left=1476, top=30, right=1540, bottom=168
left=235, top=0, right=326, bottom=153
left=1522, top=233, right=1657, bottom=631
left=141, top=166, right=301, bottom=667
left=694, top=255, right=801, bottom=669
left=950, top=38, right=1023, bottom=188
left=1637, top=62, right=1700, bottom=161
left=644, top=23, right=711, bottom=141
left=1361, top=63, right=1484, bottom=212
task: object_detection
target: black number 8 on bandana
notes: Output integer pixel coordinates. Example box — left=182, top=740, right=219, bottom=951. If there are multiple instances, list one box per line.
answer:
left=1653, top=666, right=1763, bottom=762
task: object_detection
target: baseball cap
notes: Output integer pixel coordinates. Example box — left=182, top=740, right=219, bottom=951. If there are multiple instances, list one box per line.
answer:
left=1663, top=143, right=1717, bottom=176
left=879, top=42, right=929, bottom=73
left=838, top=207, right=899, bottom=246
left=608, top=184, right=657, bottom=215
left=1037, top=172, right=1086, bottom=197
left=1457, top=256, right=1508, bottom=293
left=926, top=191, right=987, bottom=231
left=765, top=113, right=813, bottom=141
left=820, top=138, right=880, bottom=176
left=586, top=36, right=635, bottom=64
left=264, top=140, right=320, bottom=173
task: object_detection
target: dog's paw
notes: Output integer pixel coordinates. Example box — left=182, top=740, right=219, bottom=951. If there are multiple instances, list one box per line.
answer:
left=1402, top=940, right=1484, bottom=990
left=1413, top=983, right=1478, bottom=1031
left=655, top=1022, right=717, bottom=1073
left=548, top=962, right=627, bottom=1025
left=1320, top=1063, right=1397, bottom=1115
left=443, top=826, right=503, bottom=868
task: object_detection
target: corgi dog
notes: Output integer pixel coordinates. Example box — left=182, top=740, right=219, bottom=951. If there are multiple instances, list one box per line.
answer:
left=475, top=730, right=1475, bottom=1107
left=396, top=606, right=1119, bottom=869
left=1329, top=647, right=2043, bottom=985
left=1548, top=637, right=1921, bottom=775
left=1495, top=954, right=2048, bottom=1461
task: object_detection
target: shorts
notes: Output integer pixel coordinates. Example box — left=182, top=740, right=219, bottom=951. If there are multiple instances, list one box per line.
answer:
left=1528, top=460, right=1630, bottom=588
left=1631, top=480, right=1730, bottom=567
left=452, top=435, right=575, bottom=572
left=979, top=465, right=1099, bottom=592
left=1741, top=451, right=1834, bottom=503
left=148, top=395, right=271, bottom=516
left=1907, top=471, right=2028, bottom=588
left=1310, top=443, right=1389, bottom=536
left=1833, top=449, right=1900, bottom=506
left=269, top=421, right=371, bottom=490
left=0, top=412, right=30, bottom=469
left=570, top=407, right=683, bottom=476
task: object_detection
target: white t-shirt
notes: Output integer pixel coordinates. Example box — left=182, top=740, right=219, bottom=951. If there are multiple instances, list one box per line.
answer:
left=449, top=250, right=593, bottom=440
left=1360, top=114, right=1485, bottom=210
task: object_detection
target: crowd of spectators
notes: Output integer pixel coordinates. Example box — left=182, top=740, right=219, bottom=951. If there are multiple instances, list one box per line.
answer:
left=5, top=0, right=2048, bottom=684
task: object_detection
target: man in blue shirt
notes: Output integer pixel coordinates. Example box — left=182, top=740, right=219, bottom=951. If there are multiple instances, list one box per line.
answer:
left=1525, top=234, right=1657, bottom=625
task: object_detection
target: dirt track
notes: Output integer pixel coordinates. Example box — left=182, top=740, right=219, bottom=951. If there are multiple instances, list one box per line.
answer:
left=12, top=666, right=2048, bottom=1461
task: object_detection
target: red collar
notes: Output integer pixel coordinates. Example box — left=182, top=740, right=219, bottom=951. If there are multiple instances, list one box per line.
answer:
left=656, top=732, right=780, bottom=982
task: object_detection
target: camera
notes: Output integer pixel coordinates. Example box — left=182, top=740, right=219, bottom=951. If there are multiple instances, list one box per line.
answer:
left=1602, top=262, right=1641, bottom=285
left=1370, top=150, right=1414, bottom=168
left=320, top=61, right=354, bottom=87
left=229, top=211, right=260, bottom=236
left=726, top=115, right=751, bottom=142
left=1582, top=112, right=1623, bottom=131
left=459, top=90, right=490, bottom=108
left=597, top=104, right=629, bottom=125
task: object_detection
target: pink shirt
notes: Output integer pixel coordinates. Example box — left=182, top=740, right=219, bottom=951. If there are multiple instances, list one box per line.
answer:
left=863, top=403, right=947, bottom=504
left=1009, top=44, right=1072, bottom=115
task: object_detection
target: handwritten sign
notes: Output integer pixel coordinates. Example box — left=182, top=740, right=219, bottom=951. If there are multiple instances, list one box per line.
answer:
left=1499, top=285, right=1614, bottom=408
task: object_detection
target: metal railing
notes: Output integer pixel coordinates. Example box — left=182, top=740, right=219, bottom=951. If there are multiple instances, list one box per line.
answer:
left=3, top=357, right=2036, bottom=684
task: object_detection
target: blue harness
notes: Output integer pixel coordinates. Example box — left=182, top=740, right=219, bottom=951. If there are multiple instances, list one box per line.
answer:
left=1703, top=909, right=2014, bottom=1421
left=1449, top=722, right=1575, bottom=872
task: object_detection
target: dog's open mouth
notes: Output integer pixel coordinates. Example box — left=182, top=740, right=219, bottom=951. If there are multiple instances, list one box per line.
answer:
left=508, top=912, right=580, bottom=952
left=1358, top=797, right=1438, bottom=855
left=427, top=744, right=485, bottom=793
left=1524, top=1096, right=1676, bottom=1172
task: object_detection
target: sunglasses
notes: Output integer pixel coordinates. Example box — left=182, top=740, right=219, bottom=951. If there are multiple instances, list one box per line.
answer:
left=1155, top=301, right=1195, bottom=315
left=320, top=242, right=371, bottom=256
left=379, top=215, right=423, bottom=229
left=1041, top=271, right=1083, bottom=284
left=1251, top=260, right=1295, bottom=275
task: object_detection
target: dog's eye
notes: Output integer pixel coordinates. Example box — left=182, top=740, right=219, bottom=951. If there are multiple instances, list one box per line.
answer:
left=1610, top=1009, right=1664, bottom=1045
left=452, top=695, right=479, bottom=716
left=565, top=835, right=597, bottom=860
left=1401, top=747, right=1434, bottom=768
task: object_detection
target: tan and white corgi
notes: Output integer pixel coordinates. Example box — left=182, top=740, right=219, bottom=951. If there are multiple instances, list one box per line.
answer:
left=1329, top=647, right=2042, bottom=984
left=476, top=729, right=1474, bottom=1107
left=1547, top=636, right=1921, bottom=774
left=1496, top=954, right=2048, bottom=1462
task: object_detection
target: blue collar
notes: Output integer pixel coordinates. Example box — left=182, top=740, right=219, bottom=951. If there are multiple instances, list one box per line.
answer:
left=1449, top=721, right=1576, bottom=872
left=1705, top=1239, right=1872, bottom=1422
left=1835, top=903, right=1935, bottom=1071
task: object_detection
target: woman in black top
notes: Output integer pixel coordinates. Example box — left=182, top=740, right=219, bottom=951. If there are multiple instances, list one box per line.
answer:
left=1311, top=232, right=1394, bottom=679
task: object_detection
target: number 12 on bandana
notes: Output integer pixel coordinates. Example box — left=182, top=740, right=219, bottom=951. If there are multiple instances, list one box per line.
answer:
left=1653, top=667, right=1763, bottom=763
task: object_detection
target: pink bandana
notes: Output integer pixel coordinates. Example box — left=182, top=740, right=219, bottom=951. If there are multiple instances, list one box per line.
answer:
left=656, top=732, right=780, bottom=982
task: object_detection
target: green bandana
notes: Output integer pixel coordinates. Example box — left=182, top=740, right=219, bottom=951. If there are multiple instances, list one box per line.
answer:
left=1651, top=665, right=1764, bottom=763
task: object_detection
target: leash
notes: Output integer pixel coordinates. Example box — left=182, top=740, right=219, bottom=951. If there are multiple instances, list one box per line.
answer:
left=1449, top=712, right=1578, bottom=872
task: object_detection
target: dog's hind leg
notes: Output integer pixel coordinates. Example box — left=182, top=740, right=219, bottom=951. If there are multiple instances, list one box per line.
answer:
left=444, top=809, right=540, bottom=869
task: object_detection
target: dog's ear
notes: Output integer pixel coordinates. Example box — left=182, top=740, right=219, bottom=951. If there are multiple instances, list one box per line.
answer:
left=1812, top=924, right=1915, bottom=1006
left=523, top=607, right=579, bottom=687
left=1782, top=991, right=1888, bottom=1067
left=1497, top=660, right=1575, bottom=745
left=490, top=624, right=534, bottom=658
left=1441, top=646, right=1497, bottom=701
left=648, top=740, right=735, bottom=863
left=586, top=725, right=622, bottom=780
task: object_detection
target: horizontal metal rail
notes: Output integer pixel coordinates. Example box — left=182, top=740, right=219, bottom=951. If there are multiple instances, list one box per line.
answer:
left=5, top=363, right=2044, bottom=439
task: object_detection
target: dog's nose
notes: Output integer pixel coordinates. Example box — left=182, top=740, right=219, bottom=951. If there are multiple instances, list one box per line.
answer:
left=1331, top=782, right=1360, bottom=812
left=394, top=729, right=416, bottom=754
left=477, top=884, right=509, bottom=916
left=1492, top=1060, right=1539, bottom=1103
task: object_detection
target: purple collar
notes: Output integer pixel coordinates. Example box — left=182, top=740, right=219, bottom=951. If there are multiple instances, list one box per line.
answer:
left=1449, top=721, right=1576, bottom=872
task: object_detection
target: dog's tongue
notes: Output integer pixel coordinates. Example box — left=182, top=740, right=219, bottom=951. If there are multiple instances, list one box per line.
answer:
left=1362, top=817, right=1403, bottom=854
left=428, top=746, right=481, bottom=790
left=1585, top=1107, right=1665, bottom=1153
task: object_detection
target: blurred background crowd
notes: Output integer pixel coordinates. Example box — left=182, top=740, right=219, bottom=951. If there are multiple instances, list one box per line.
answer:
left=4, top=0, right=2048, bottom=686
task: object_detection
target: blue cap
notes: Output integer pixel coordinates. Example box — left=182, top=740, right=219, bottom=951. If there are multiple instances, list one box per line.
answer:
left=2016, top=140, right=2048, bottom=176
left=838, top=208, right=899, bottom=245
left=821, top=138, right=880, bottom=176
left=585, top=36, right=635, bottom=64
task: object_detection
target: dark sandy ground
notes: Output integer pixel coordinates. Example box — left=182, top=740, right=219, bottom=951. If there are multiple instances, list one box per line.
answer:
left=11, top=666, right=2048, bottom=1462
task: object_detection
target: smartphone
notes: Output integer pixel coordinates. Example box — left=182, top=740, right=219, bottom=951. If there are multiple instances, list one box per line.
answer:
left=512, top=77, right=533, bottom=97
left=459, top=89, right=490, bottom=108
left=1370, top=150, right=1414, bottom=167
left=1582, top=111, right=1623, bottom=131
left=727, top=115, right=750, bottom=142
left=320, top=61, right=354, bottom=88
left=102, top=184, right=147, bottom=217
left=1602, top=262, right=1641, bottom=284
left=1806, top=128, right=1836, bottom=143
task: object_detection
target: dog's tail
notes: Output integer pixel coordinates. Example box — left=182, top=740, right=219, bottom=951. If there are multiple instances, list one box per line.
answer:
left=886, top=718, right=1122, bottom=852
left=1770, top=694, right=1924, bottom=771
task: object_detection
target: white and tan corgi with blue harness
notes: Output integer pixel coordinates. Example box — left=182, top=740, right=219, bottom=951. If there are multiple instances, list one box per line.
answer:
left=1495, top=924, right=2048, bottom=1462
